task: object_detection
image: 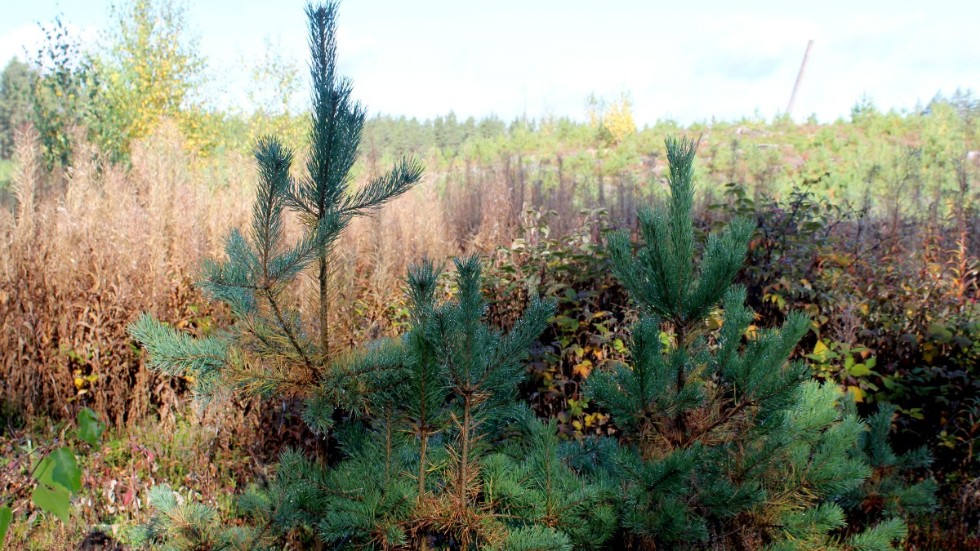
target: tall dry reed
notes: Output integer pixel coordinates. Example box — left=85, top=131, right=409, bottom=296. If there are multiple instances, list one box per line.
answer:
left=0, top=122, right=253, bottom=425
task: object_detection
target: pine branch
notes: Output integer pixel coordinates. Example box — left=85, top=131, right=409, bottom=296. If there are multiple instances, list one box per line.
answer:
left=341, top=156, right=424, bottom=215
left=251, top=136, right=292, bottom=266
left=263, top=288, right=316, bottom=376
left=128, top=314, right=227, bottom=378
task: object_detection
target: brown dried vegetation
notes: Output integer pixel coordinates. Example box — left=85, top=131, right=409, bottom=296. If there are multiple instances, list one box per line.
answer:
left=1, top=124, right=249, bottom=426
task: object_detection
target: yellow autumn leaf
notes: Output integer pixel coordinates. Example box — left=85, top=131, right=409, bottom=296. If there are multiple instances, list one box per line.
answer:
left=812, top=340, right=829, bottom=358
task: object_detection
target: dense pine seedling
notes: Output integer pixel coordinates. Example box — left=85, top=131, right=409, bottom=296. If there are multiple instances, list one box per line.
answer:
left=268, top=258, right=611, bottom=548
left=584, top=137, right=934, bottom=550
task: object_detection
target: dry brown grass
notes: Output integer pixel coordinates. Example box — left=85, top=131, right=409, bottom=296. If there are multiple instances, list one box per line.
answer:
left=329, top=183, right=455, bottom=348
left=0, top=122, right=253, bottom=426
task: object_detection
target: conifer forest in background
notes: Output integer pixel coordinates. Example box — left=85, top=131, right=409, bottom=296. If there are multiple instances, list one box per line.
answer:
left=0, top=1, right=977, bottom=549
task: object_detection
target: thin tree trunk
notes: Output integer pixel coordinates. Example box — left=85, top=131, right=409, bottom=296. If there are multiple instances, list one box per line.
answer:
left=418, top=431, right=429, bottom=498
left=458, top=396, right=472, bottom=506
left=319, top=254, right=329, bottom=360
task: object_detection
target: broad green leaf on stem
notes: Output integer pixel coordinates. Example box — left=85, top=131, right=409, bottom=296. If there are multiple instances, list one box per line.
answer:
left=76, top=408, right=105, bottom=446
left=612, top=338, right=627, bottom=354
left=31, top=482, right=71, bottom=523
left=0, top=505, right=12, bottom=548
left=554, top=315, right=578, bottom=333
left=848, top=362, right=872, bottom=378
left=35, top=448, right=82, bottom=494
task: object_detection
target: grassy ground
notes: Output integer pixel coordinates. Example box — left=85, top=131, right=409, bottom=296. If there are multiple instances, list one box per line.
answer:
left=1, top=402, right=261, bottom=549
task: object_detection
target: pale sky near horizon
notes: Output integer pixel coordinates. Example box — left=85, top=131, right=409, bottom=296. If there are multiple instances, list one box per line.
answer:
left=1, top=1, right=978, bottom=126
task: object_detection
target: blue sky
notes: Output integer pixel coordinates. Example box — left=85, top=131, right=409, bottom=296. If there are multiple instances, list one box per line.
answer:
left=1, top=1, right=978, bottom=125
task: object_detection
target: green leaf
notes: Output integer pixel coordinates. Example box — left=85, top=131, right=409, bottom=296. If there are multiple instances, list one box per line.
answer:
left=76, top=408, right=104, bottom=446
left=31, top=482, right=71, bottom=523
left=612, top=338, right=627, bottom=353
left=848, top=363, right=872, bottom=378
left=35, top=448, right=81, bottom=493
left=927, top=322, right=953, bottom=343
left=0, top=505, right=11, bottom=548
left=554, top=315, right=578, bottom=333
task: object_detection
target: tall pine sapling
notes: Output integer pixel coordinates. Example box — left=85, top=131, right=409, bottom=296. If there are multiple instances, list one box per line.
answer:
left=288, top=3, right=422, bottom=362
left=127, top=3, right=422, bottom=547
left=130, top=1, right=421, bottom=403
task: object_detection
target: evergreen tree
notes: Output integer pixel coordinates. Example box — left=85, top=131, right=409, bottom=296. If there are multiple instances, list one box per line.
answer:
left=128, top=485, right=259, bottom=551
left=287, top=3, right=422, bottom=361
left=584, top=137, right=929, bottom=550
left=130, top=1, right=422, bottom=403
left=131, top=254, right=616, bottom=550
left=125, top=4, right=935, bottom=548
left=839, top=403, right=937, bottom=533
left=484, top=419, right=617, bottom=549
